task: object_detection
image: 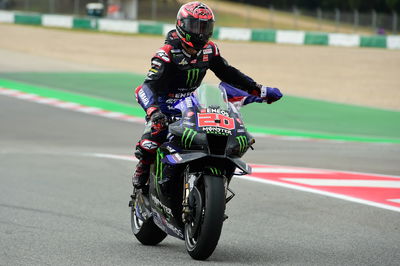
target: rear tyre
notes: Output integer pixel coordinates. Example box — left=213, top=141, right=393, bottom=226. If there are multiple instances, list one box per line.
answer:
left=185, top=175, right=225, bottom=260
left=131, top=197, right=167, bottom=245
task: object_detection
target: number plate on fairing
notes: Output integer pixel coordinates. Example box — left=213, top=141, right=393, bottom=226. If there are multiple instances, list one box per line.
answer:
left=197, top=113, right=235, bottom=130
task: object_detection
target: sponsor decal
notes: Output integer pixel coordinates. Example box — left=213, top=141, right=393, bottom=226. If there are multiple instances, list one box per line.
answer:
left=147, top=71, right=155, bottom=78
left=140, top=139, right=159, bottom=151
left=183, top=121, right=195, bottom=127
left=156, top=50, right=170, bottom=62
left=190, top=59, right=197, bottom=64
left=206, top=108, right=229, bottom=116
left=236, top=135, right=248, bottom=153
left=182, top=128, right=197, bottom=149
left=214, top=43, right=220, bottom=56
left=186, top=68, right=200, bottom=87
left=182, top=48, right=191, bottom=57
left=166, top=221, right=183, bottom=238
left=203, top=48, right=212, bottom=54
left=185, top=33, right=191, bottom=41
left=149, top=68, right=158, bottom=73
left=151, top=60, right=162, bottom=67
left=178, top=58, right=188, bottom=66
left=187, top=111, right=195, bottom=117
left=198, top=113, right=235, bottom=130
left=166, top=145, right=176, bottom=153
left=167, top=92, right=193, bottom=99
left=185, top=97, right=193, bottom=108
left=154, top=149, right=165, bottom=196
left=202, top=54, right=209, bottom=62
left=138, top=89, right=150, bottom=106
left=151, top=194, right=173, bottom=217
left=171, top=49, right=181, bottom=53
left=202, top=126, right=232, bottom=135
left=172, top=153, right=183, bottom=162
left=209, top=167, right=222, bottom=175
left=152, top=211, right=167, bottom=232
left=165, top=98, right=177, bottom=104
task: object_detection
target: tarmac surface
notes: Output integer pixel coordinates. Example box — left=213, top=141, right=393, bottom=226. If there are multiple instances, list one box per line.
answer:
left=0, top=35, right=400, bottom=265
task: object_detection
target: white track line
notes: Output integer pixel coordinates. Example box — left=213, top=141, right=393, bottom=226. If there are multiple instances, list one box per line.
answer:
left=0, top=87, right=146, bottom=124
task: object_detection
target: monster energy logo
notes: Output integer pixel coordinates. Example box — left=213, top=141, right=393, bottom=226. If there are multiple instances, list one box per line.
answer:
left=182, top=128, right=197, bottom=149
left=236, top=136, right=248, bottom=153
left=186, top=68, right=199, bottom=87
left=186, top=33, right=191, bottom=41
left=209, top=167, right=222, bottom=176
left=155, top=149, right=164, bottom=195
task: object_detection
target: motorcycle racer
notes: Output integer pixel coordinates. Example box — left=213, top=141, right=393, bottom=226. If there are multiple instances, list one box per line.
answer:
left=133, top=1, right=282, bottom=189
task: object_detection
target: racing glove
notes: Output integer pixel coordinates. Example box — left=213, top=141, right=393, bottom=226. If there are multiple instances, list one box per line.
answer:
left=259, top=85, right=283, bottom=104
left=146, top=107, right=167, bottom=135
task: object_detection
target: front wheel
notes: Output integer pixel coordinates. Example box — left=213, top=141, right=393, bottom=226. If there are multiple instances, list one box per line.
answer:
left=185, top=175, right=226, bottom=260
left=131, top=195, right=167, bottom=245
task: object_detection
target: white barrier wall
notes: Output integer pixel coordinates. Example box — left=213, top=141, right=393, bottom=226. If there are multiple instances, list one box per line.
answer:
left=0, top=11, right=14, bottom=23
left=218, top=27, right=252, bottom=41
left=2, top=10, right=398, bottom=50
left=329, top=33, right=360, bottom=47
left=42, top=15, right=73, bottom=28
left=387, top=36, right=400, bottom=49
left=276, top=30, right=305, bottom=45
left=162, top=24, right=176, bottom=36
left=98, top=19, right=138, bottom=33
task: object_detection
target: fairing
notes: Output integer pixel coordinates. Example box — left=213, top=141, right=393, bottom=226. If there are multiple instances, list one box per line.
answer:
left=139, top=84, right=253, bottom=241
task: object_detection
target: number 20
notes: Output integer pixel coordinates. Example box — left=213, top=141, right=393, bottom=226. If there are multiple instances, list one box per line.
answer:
left=198, top=113, right=235, bottom=130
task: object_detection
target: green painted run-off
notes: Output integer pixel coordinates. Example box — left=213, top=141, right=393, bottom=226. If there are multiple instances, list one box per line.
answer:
left=0, top=73, right=399, bottom=144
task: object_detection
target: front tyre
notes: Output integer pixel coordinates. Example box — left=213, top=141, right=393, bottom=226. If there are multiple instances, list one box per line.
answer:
left=131, top=196, right=167, bottom=245
left=185, top=175, right=226, bottom=260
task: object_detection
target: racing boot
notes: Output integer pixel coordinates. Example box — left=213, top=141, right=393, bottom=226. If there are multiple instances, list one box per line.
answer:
left=132, top=160, right=151, bottom=193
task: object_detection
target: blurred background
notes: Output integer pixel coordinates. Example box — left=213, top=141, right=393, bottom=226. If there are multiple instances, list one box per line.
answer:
left=0, top=0, right=399, bottom=34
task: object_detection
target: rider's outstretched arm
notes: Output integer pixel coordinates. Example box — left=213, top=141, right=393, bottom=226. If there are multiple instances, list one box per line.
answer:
left=209, top=44, right=282, bottom=104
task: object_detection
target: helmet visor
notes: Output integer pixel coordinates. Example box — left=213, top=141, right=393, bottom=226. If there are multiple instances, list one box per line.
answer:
left=183, top=18, right=214, bottom=38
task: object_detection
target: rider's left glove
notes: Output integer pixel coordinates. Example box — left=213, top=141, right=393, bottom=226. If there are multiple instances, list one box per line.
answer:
left=260, top=86, right=283, bottom=104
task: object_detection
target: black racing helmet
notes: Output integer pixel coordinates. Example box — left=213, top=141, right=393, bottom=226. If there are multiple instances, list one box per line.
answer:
left=176, top=1, right=215, bottom=51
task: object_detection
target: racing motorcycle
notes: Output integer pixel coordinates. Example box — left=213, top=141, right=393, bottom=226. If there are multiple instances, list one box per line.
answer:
left=129, top=84, right=254, bottom=260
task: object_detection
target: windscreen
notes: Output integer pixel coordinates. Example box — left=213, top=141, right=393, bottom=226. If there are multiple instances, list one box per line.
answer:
left=193, top=84, right=229, bottom=111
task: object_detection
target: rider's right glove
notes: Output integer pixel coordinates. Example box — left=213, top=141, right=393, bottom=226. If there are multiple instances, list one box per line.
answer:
left=260, top=86, right=283, bottom=104
left=146, top=107, right=168, bottom=136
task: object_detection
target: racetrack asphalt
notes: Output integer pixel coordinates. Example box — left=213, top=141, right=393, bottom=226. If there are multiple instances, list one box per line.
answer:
left=1, top=92, right=400, bottom=265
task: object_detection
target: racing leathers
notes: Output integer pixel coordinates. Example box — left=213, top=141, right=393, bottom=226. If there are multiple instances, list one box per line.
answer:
left=133, top=30, right=281, bottom=188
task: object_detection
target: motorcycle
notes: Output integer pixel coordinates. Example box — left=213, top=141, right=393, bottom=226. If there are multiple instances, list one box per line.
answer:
left=129, top=83, right=254, bottom=260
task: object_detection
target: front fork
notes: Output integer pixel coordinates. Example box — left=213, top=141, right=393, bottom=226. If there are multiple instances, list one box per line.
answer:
left=181, top=166, right=235, bottom=223
left=182, top=166, right=197, bottom=224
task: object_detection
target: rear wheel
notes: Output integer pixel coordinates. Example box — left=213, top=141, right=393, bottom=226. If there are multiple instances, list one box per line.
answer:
left=131, top=195, right=167, bottom=245
left=185, top=175, right=226, bottom=260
